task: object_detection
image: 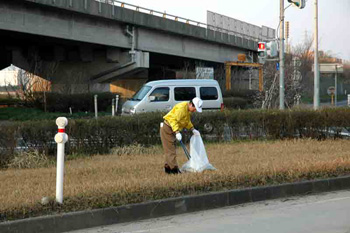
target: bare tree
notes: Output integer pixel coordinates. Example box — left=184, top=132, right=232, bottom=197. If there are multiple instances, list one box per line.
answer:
left=177, top=60, right=194, bottom=79
left=256, top=35, right=314, bottom=109
left=11, top=51, right=59, bottom=111
left=292, top=35, right=314, bottom=94
left=214, top=64, right=226, bottom=90
left=55, top=69, right=88, bottom=95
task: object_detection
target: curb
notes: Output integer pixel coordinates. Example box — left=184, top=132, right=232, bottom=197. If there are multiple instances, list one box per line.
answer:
left=1, top=175, right=350, bottom=233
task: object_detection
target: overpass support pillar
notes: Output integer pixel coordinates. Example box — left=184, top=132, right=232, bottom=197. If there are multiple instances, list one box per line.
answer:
left=225, top=63, right=232, bottom=91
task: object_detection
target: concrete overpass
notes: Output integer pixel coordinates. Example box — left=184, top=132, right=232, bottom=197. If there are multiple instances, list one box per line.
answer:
left=0, top=0, right=261, bottom=95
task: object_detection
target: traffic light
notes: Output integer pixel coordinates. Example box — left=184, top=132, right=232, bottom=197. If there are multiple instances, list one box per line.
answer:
left=258, top=41, right=278, bottom=63
left=266, top=41, right=278, bottom=58
left=287, top=0, right=305, bottom=9
left=258, top=41, right=267, bottom=64
left=258, top=42, right=267, bottom=58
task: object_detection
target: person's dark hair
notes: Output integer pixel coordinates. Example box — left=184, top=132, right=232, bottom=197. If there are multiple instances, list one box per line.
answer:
left=189, top=100, right=194, bottom=107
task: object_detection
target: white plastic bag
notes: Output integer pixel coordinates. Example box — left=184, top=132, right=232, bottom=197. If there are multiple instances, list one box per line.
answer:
left=181, top=135, right=216, bottom=173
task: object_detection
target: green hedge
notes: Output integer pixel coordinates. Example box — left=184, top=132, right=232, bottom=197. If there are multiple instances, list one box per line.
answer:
left=223, top=97, right=251, bottom=109
left=31, top=92, right=122, bottom=113
left=223, top=89, right=257, bottom=98
left=0, top=107, right=113, bottom=121
left=0, top=124, right=17, bottom=167
left=1, top=108, right=350, bottom=167
left=0, top=97, right=23, bottom=106
left=222, top=89, right=257, bottom=109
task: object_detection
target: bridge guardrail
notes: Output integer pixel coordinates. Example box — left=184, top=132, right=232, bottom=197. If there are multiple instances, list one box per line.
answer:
left=95, top=0, right=260, bottom=42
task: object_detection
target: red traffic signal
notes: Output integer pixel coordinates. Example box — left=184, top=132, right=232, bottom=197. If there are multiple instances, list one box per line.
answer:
left=258, top=42, right=267, bottom=63
left=258, top=42, right=266, bottom=51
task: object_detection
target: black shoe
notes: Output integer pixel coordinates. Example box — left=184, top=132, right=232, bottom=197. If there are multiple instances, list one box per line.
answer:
left=164, top=165, right=172, bottom=174
left=171, top=166, right=182, bottom=174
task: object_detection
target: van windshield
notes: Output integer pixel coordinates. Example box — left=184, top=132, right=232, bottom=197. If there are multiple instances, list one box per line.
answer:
left=129, top=85, right=152, bottom=101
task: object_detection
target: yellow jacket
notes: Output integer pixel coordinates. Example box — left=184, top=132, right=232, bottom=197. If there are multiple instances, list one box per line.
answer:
left=163, top=102, right=194, bottom=133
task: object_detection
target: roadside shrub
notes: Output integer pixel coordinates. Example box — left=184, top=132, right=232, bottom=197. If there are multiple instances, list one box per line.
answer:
left=192, top=108, right=350, bottom=140
left=32, top=92, right=121, bottom=113
left=0, top=123, right=18, bottom=168
left=223, top=97, right=250, bottom=109
left=0, top=96, right=23, bottom=106
left=19, top=120, right=57, bottom=155
left=65, top=112, right=164, bottom=155
left=2, top=108, right=350, bottom=165
left=223, top=89, right=257, bottom=109
left=8, top=150, right=53, bottom=169
left=223, top=89, right=257, bottom=98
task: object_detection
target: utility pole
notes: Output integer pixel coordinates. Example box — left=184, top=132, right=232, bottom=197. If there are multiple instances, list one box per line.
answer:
left=335, top=65, right=338, bottom=106
left=279, top=0, right=285, bottom=110
left=313, top=0, right=320, bottom=110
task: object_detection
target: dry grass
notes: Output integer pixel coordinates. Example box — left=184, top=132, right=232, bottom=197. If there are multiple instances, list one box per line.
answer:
left=1, top=139, right=350, bottom=221
left=7, top=150, right=53, bottom=169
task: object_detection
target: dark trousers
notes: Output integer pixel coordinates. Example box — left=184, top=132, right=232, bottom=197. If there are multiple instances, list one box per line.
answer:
left=160, top=122, right=177, bottom=169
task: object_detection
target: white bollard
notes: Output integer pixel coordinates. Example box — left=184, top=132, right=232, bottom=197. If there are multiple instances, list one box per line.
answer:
left=112, top=98, right=115, bottom=116
left=348, top=94, right=350, bottom=107
left=115, top=95, right=119, bottom=114
left=54, top=117, right=68, bottom=204
left=94, top=94, right=98, bottom=119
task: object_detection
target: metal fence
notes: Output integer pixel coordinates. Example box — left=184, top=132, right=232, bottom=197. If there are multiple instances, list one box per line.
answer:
left=95, top=0, right=261, bottom=42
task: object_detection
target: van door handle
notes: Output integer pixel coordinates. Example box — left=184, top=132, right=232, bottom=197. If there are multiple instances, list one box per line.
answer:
left=166, top=105, right=172, bottom=110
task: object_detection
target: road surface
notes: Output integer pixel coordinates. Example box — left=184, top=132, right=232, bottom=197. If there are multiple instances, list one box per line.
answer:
left=68, top=190, right=350, bottom=233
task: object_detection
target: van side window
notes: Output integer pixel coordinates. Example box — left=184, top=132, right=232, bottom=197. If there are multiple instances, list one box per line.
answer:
left=149, top=87, right=169, bottom=102
left=174, top=87, right=196, bottom=101
left=200, top=87, right=218, bottom=100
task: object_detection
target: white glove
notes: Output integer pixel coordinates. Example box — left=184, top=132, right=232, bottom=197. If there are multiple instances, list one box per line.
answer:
left=192, top=129, right=200, bottom=136
left=176, top=132, right=182, bottom=141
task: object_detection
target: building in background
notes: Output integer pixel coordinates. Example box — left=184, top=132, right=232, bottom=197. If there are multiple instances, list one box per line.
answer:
left=0, top=65, right=19, bottom=96
left=0, top=65, right=51, bottom=96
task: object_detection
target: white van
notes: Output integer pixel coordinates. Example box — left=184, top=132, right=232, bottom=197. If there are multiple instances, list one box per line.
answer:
left=122, top=79, right=224, bottom=115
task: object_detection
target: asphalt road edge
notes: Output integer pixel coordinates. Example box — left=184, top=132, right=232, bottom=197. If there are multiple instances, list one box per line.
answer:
left=1, top=175, right=350, bottom=233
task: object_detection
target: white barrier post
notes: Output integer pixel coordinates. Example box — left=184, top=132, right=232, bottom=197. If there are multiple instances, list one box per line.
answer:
left=348, top=94, right=350, bottom=107
left=94, top=94, right=98, bottom=119
left=112, top=98, right=115, bottom=116
left=115, top=95, right=119, bottom=114
left=54, top=117, right=68, bottom=204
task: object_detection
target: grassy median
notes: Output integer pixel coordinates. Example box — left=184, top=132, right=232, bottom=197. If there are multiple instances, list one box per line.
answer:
left=1, top=139, right=350, bottom=221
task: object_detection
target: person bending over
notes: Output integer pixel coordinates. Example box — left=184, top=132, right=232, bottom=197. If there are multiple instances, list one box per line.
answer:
left=160, top=97, right=203, bottom=174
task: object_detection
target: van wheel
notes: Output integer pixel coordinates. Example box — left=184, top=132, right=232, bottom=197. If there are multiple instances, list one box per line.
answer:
left=204, top=123, right=213, bottom=133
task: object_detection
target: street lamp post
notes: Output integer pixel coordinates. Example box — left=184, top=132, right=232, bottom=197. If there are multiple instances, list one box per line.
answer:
left=313, top=0, right=320, bottom=110
left=335, top=65, right=338, bottom=106
left=279, top=0, right=285, bottom=110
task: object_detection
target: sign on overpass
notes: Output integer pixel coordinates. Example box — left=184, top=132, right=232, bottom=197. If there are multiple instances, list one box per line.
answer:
left=207, top=11, right=275, bottom=41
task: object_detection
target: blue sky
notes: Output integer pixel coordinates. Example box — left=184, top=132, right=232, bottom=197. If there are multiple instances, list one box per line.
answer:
left=119, top=0, right=350, bottom=62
